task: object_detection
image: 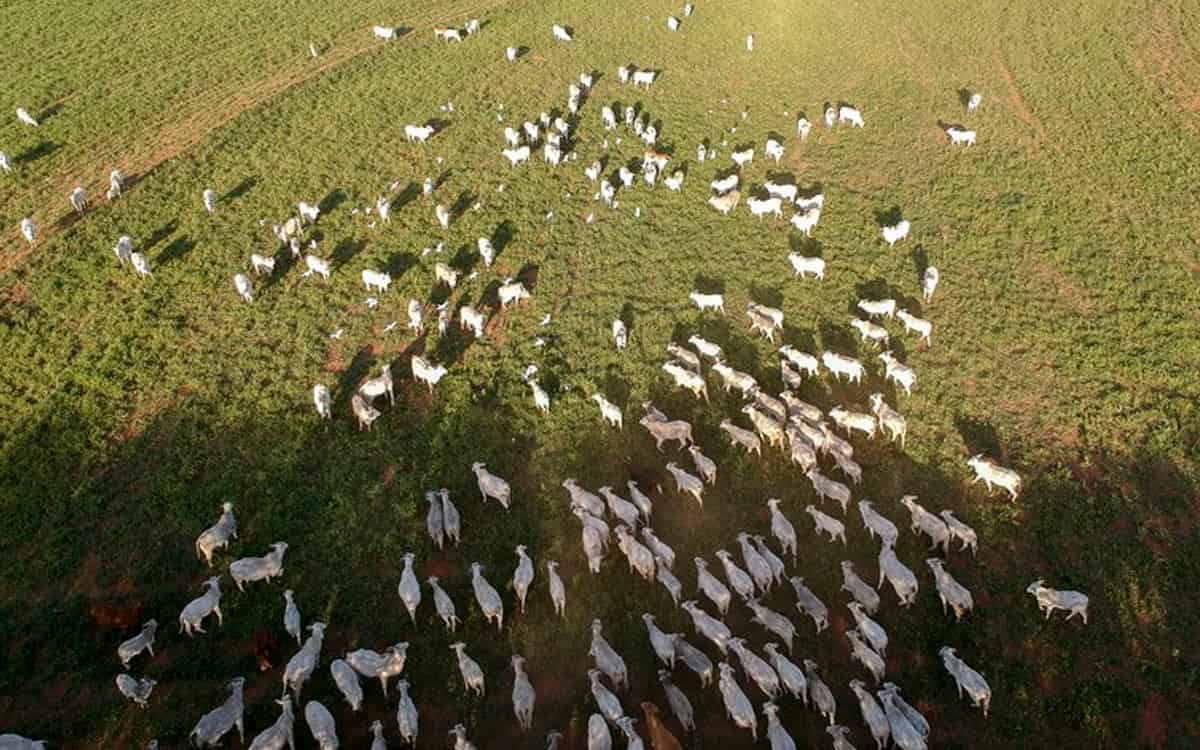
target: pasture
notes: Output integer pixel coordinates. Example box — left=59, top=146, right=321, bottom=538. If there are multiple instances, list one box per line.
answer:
left=1, top=0, right=1198, bottom=747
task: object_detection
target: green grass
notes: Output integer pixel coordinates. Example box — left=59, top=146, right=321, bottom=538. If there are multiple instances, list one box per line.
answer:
left=1, top=0, right=1198, bottom=747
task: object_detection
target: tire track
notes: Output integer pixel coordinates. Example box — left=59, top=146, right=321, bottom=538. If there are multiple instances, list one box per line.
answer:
left=0, top=0, right=515, bottom=275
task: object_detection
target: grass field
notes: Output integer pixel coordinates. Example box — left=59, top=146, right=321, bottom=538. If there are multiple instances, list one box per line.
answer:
left=1, top=0, right=1199, bottom=747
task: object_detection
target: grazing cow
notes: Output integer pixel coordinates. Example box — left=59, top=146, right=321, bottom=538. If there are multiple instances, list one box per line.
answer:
left=747, top=196, right=783, bottom=219
left=89, top=601, right=145, bottom=631
left=790, top=208, right=820, bottom=237
left=373, top=26, right=397, bottom=40
left=405, top=124, right=435, bottom=143
left=708, top=190, right=740, bottom=215
left=69, top=187, right=88, bottom=214
left=233, top=274, right=254, bottom=303
left=502, top=146, right=531, bottom=167
left=788, top=253, right=825, bottom=280
left=838, top=106, right=865, bottom=127
left=946, top=127, right=977, bottom=146
left=881, top=220, right=910, bottom=247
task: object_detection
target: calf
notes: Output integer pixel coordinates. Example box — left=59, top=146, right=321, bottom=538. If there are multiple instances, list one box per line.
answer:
left=89, top=601, right=145, bottom=631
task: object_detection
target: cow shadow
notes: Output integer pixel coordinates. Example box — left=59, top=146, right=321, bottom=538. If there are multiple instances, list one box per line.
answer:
left=157, top=236, right=196, bottom=266
left=449, top=244, right=478, bottom=277
left=789, top=235, right=823, bottom=257
left=765, top=170, right=797, bottom=185
left=696, top=317, right=758, bottom=371
left=15, top=141, right=61, bottom=165
left=492, top=220, right=515, bottom=257
left=874, top=205, right=904, bottom=227
left=319, top=189, right=349, bottom=216
left=514, top=46, right=531, bottom=60
left=449, top=190, right=476, bottom=222
left=37, top=102, right=66, bottom=123
left=432, top=317, right=476, bottom=368
left=434, top=169, right=455, bottom=191
left=334, top=347, right=377, bottom=411
left=602, top=367, right=631, bottom=407
left=516, top=262, right=540, bottom=291
left=385, top=251, right=418, bottom=279
left=818, top=318, right=858, bottom=354
left=854, top=277, right=894, bottom=304
left=911, top=245, right=929, bottom=281
left=619, top=302, right=636, bottom=338
left=798, top=183, right=824, bottom=201
left=426, top=118, right=451, bottom=134
left=954, top=414, right=1004, bottom=458
left=957, top=88, right=974, bottom=109
left=781, top=326, right=818, bottom=353
left=141, top=221, right=178, bottom=254
left=748, top=283, right=784, bottom=309
left=692, top=274, right=725, bottom=295
left=223, top=177, right=258, bottom=203
left=332, top=238, right=367, bottom=268
left=478, top=278, right=503, bottom=309
left=712, top=165, right=740, bottom=183
left=394, top=181, right=421, bottom=211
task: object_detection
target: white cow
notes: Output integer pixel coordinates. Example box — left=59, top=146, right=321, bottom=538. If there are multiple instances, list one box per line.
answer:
left=711, top=173, right=740, bottom=194
left=499, top=279, right=530, bottom=308
left=302, top=255, right=331, bottom=280
left=923, top=266, right=940, bottom=303
left=788, top=253, right=825, bottom=280
left=967, top=455, right=1022, bottom=500
left=412, top=356, right=448, bottom=392
left=881, top=220, right=911, bottom=247
left=405, top=124, right=434, bottom=144
left=633, top=70, right=656, bottom=88
left=946, top=127, right=977, bottom=146
left=790, top=208, right=821, bottom=237
left=838, top=106, right=865, bottom=127
left=373, top=26, right=397, bottom=40
left=502, top=145, right=531, bottom=166
left=688, top=291, right=725, bottom=314
left=233, top=274, right=254, bottom=303
left=69, top=187, right=88, bottom=214
left=1026, top=579, right=1089, bottom=623
left=361, top=269, right=392, bottom=293
left=821, top=352, right=865, bottom=384
left=708, top=190, right=741, bottom=215
left=731, top=148, right=754, bottom=168
left=130, top=252, right=152, bottom=278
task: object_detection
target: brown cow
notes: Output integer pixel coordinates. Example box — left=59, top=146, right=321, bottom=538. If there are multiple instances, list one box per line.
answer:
left=88, top=601, right=144, bottom=631
left=252, top=628, right=281, bottom=672
left=641, top=702, right=682, bottom=750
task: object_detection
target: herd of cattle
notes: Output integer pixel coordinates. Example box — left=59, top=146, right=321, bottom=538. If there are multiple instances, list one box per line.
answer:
left=0, top=4, right=1092, bottom=750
